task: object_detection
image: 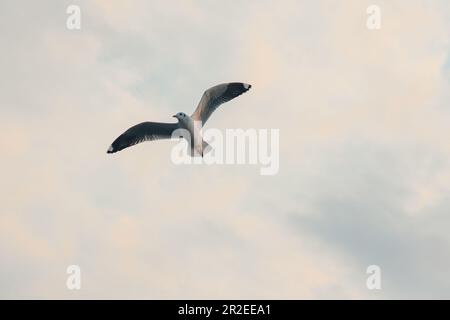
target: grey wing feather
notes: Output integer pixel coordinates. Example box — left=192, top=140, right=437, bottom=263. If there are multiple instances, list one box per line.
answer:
left=107, top=121, right=179, bottom=153
left=191, top=82, right=251, bottom=125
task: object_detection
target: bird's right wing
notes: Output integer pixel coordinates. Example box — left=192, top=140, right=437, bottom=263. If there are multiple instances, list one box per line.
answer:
left=107, top=121, right=180, bottom=153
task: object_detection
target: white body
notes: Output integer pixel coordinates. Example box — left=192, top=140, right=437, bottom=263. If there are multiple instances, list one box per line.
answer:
left=175, top=113, right=203, bottom=156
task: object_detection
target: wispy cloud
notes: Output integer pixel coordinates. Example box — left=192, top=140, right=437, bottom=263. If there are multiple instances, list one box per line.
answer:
left=0, top=0, right=449, bottom=298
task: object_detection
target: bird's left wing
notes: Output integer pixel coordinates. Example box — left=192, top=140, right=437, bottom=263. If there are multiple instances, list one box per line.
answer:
left=107, top=121, right=180, bottom=154
left=191, top=82, right=251, bottom=125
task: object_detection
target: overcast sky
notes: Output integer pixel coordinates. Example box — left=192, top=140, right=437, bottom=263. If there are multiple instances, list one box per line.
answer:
left=1, top=0, right=449, bottom=299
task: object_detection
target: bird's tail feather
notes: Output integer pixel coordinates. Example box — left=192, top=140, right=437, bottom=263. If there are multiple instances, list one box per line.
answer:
left=190, top=140, right=213, bottom=157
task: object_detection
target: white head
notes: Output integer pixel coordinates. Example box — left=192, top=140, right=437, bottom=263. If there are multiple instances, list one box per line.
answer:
left=173, top=112, right=190, bottom=123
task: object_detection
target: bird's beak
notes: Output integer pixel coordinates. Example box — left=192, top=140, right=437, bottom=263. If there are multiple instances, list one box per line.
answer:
left=172, top=115, right=177, bottom=118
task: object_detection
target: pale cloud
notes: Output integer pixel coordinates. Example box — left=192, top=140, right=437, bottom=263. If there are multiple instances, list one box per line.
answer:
left=0, top=0, right=449, bottom=299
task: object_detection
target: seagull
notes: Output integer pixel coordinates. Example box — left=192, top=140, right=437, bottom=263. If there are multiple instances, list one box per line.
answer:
left=106, top=82, right=252, bottom=156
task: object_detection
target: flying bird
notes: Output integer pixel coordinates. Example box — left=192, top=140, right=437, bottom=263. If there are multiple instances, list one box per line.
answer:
left=107, top=82, right=251, bottom=156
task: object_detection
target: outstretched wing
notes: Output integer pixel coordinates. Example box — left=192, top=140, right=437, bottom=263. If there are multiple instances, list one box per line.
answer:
left=107, top=121, right=179, bottom=154
left=191, top=82, right=251, bottom=125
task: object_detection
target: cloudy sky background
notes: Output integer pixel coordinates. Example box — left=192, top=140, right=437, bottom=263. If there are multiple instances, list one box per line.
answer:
left=1, top=0, right=449, bottom=299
